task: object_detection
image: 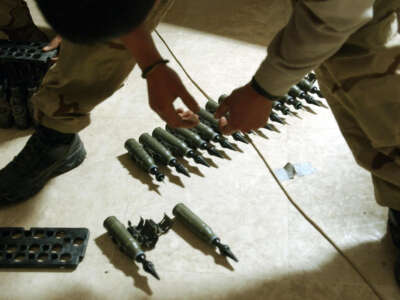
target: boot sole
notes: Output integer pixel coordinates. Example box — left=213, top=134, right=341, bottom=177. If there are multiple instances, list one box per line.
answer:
left=2, top=143, right=87, bottom=204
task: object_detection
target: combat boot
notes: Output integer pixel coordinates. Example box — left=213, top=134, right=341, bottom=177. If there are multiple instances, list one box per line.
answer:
left=0, top=126, right=86, bottom=204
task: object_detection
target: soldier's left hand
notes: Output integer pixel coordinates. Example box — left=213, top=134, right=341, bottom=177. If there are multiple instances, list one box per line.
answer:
left=146, top=64, right=200, bottom=128
left=43, top=35, right=62, bottom=61
left=215, top=84, right=273, bottom=134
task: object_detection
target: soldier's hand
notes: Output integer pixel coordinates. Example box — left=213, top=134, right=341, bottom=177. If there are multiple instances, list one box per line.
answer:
left=146, top=64, right=200, bottom=128
left=215, top=84, right=273, bottom=134
left=43, top=35, right=62, bottom=61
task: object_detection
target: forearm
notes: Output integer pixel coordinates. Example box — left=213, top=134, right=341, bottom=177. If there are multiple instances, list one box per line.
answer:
left=254, top=0, right=375, bottom=97
left=121, top=25, right=162, bottom=70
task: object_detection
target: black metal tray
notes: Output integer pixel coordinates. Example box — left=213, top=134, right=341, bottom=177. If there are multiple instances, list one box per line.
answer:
left=0, top=40, right=58, bottom=63
left=0, top=227, right=89, bottom=269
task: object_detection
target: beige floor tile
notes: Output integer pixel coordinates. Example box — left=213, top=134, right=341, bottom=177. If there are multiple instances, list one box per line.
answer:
left=1, top=0, right=397, bottom=299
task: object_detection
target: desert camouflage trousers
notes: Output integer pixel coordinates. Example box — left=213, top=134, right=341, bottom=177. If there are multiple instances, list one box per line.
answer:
left=0, top=0, right=174, bottom=133
left=316, top=8, right=400, bottom=209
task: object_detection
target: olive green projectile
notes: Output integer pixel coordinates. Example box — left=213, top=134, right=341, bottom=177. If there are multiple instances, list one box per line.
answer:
left=193, top=122, right=218, bottom=142
left=104, top=216, right=144, bottom=260
left=297, top=79, right=313, bottom=92
left=197, top=108, right=219, bottom=129
left=104, top=216, right=160, bottom=279
left=205, top=99, right=219, bottom=114
left=173, top=203, right=217, bottom=244
left=288, top=85, right=305, bottom=99
left=270, top=111, right=286, bottom=124
left=280, top=94, right=303, bottom=110
left=139, top=133, right=174, bottom=165
left=139, top=133, right=190, bottom=177
left=166, top=125, right=205, bottom=149
left=166, top=126, right=224, bottom=158
left=152, top=127, right=191, bottom=157
left=153, top=127, right=209, bottom=167
left=125, top=138, right=164, bottom=181
left=173, top=203, right=238, bottom=262
left=297, top=79, right=323, bottom=98
left=273, top=101, right=291, bottom=115
left=206, top=99, right=248, bottom=144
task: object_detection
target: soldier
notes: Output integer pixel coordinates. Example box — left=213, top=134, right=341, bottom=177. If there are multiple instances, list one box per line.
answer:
left=0, top=0, right=199, bottom=204
left=213, top=0, right=400, bottom=284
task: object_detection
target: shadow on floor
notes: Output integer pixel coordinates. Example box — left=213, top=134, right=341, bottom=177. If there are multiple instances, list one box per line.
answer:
left=208, top=236, right=399, bottom=300
left=172, top=218, right=235, bottom=271
left=95, top=233, right=153, bottom=296
left=117, top=153, right=162, bottom=196
left=19, top=236, right=399, bottom=300
left=162, top=0, right=292, bottom=47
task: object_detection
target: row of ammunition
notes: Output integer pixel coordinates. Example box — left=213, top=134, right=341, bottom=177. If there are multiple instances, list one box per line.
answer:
left=125, top=75, right=324, bottom=180
left=104, top=203, right=237, bottom=280
left=0, top=61, right=49, bottom=130
left=0, top=40, right=56, bottom=130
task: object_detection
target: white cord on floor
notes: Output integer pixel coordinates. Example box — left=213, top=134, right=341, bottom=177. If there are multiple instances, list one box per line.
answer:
left=154, top=29, right=383, bottom=300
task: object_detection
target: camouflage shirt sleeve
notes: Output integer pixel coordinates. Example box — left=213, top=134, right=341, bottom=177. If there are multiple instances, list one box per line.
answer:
left=254, top=0, right=375, bottom=97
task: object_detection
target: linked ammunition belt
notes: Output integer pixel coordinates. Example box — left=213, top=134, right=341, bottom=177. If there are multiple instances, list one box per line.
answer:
left=127, top=215, right=174, bottom=250
left=0, top=40, right=58, bottom=130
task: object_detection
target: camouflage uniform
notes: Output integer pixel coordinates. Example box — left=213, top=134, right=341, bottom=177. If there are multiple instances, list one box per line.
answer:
left=0, top=0, right=174, bottom=133
left=254, top=0, right=400, bottom=210
left=0, top=0, right=47, bottom=41
left=317, top=1, right=400, bottom=210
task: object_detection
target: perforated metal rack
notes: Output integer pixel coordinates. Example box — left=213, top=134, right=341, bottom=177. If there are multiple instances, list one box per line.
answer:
left=0, top=227, right=89, bottom=269
left=0, top=40, right=58, bottom=63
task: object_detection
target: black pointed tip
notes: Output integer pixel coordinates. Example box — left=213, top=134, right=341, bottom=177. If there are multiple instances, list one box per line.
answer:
left=228, top=252, right=239, bottom=263
left=270, top=113, right=286, bottom=125
left=220, top=140, right=236, bottom=151
left=264, top=124, right=273, bottom=131
left=176, top=163, right=190, bottom=177
left=217, top=243, right=239, bottom=263
left=142, top=260, right=160, bottom=280
left=208, top=147, right=224, bottom=158
left=232, top=133, right=249, bottom=144
left=194, top=155, right=210, bottom=167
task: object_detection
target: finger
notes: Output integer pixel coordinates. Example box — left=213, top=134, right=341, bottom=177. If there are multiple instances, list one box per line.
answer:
left=220, top=122, right=237, bottom=135
left=178, top=110, right=198, bottom=120
left=180, top=88, right=200, bottom=113
left=43, top=35, right=62, bottom=51
left=215, top=99, right=230, bottom=119
left=181, top=112, right=199, bottom=124
left=218, top=116, right=228, bottom=129
left=159, top=105, right=196, bottom=128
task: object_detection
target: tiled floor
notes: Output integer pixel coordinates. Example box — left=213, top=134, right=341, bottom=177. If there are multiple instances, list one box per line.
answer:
left=0, top=1, right=398, bottom=299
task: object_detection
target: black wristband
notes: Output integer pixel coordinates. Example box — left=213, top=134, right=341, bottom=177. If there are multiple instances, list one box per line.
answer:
left=142, top=59, right=170, bottom=79
left=250, top=77, right=281, bottom=101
